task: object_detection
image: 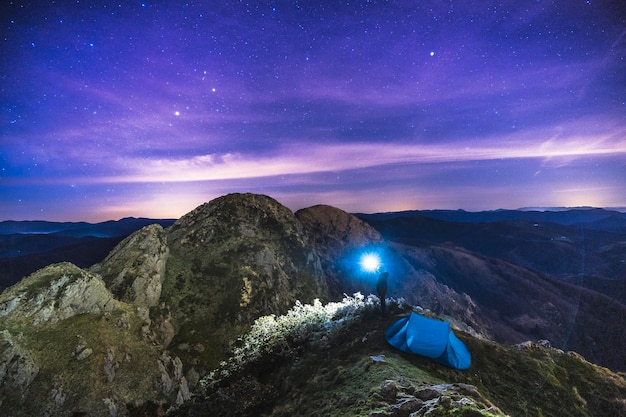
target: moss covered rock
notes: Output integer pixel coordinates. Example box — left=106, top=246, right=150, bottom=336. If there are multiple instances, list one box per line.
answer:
left=0, top=262, right=117, bottom=325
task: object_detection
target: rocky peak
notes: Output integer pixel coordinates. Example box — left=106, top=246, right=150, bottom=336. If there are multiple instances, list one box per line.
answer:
left=162, top=193, right=328, bottom=368
left=90, top=223, right=169, bottom=307
left=168, top=193, right=307, bottom=246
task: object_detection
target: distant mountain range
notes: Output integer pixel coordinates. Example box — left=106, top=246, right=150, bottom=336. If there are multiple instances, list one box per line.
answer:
left=3, top=208, right=626, bottom=291
left=356, top=208, right=626, bottom=307
left=0, top=217, right=177, bottom=237
left=356, top=207, right=626, bottom=229
left=0, top=217, right=175, bottom=290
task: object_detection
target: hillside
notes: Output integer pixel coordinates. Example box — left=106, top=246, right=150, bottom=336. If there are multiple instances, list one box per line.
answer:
left=355, top=211, right=626, bottom=285
left=170, top=297, right=626, bottom=417
left=1, top=193, right=625, bottom=416
left=353, top=211, right=626, bottom=371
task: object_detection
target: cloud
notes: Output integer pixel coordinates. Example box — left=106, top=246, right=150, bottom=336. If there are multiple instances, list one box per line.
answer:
left=81, top=121, right=624, bottom=185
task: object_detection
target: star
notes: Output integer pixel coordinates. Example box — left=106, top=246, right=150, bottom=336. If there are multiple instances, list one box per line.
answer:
left=0, top=0, right=623, bottom=221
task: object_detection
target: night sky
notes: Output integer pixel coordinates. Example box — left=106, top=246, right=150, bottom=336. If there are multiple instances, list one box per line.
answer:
left=2, top=1, right=625, bottom=221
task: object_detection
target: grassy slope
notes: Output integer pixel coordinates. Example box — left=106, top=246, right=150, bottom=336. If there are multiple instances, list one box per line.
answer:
left=170, top=302, right=626, bottom=417
left=1, top=307, right=164, bottom=416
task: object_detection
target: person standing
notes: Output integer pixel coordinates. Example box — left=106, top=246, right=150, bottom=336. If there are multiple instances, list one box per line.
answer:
left=376, top=271, right=389, bottom=316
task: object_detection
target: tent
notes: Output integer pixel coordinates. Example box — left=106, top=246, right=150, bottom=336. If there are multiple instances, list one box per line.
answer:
left=385, top=312, right=471, bottom=370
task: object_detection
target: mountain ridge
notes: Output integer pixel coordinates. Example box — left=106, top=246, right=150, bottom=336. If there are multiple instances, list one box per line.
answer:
left=1, top=193, right=625, bottom=416
left=355, top=207, right=626, bottom=228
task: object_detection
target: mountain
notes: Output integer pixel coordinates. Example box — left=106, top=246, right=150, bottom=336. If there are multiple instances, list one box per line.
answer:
left=1, top=193, right=625, bottom=416
left=355, top=211, right=626, bottom=302
left=0, top=217, right=176, bottom=291
left=356, top=207, right=626, bottom=229
left=354, top=209, right=626, bottom=371
left=0, top=217, right=176, bottom=237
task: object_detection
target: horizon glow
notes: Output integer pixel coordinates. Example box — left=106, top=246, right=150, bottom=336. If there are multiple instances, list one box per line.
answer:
left=2, top=1, right=625, bottom=221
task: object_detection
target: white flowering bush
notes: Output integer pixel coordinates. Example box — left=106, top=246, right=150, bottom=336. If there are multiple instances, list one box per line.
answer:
left=233, top=293, right=377, bottom=364
left=201, top=293, right=391, bottom=391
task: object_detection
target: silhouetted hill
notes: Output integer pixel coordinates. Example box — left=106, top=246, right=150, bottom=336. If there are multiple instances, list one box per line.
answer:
left=355, top=211, right=626, bottom=303
left=357, top=207, right=626, bottom=230
left=0, top=220, right=92, bottom=234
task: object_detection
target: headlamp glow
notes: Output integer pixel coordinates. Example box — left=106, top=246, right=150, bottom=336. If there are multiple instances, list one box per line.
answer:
left=360, top=253, right=381, bottom=272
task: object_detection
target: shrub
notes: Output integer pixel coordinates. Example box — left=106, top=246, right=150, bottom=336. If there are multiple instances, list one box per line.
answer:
left=200, top=293, right=399, bottom=391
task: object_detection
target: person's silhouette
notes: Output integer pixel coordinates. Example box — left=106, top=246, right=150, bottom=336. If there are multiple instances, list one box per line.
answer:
left=376, top=271, right=388, bottom=315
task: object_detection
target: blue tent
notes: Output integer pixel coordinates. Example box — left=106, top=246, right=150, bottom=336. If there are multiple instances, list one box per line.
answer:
left=385, top=312, right=471, bottom=370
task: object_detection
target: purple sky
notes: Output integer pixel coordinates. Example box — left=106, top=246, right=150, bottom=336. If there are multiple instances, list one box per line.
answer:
left=2, top=1, right=625, bottom=221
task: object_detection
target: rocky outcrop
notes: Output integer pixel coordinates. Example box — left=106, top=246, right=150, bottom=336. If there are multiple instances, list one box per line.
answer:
left=157, top=353, right=191, bottom=405
left=91, top=223, right=169, bottom=307
left=372, top=378, right=504, bottom=417
left=0, top=262, right=116, bottom=325
left=0, top=260, right=186, bottom=416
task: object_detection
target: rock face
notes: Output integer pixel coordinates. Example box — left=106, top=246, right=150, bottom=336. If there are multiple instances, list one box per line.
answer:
left=91, top=223, right=169, bottom=307
left=0, top=262, right=116, bottom=325
left=0, top=263, right=174, bottom=416
left=0, top=330, right=39, bottom=402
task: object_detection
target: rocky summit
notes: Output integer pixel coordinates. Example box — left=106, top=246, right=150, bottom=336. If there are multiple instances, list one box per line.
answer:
left=0, top=193, right=625, bottom=417
left=0, top=193, right=383, bottom=416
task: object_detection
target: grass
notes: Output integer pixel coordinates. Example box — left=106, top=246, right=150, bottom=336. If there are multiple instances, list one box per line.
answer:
left=168, top=296, right=626, bottom=417
left=171, top=297, right=505, bottom=416
left=1, top=304, right=164, bottom=416
left=4, top=261, right=625, bottom=417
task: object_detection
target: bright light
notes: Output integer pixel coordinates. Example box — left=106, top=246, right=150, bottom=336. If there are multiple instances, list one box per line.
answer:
left=360, top=253, right=381, bottom=272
